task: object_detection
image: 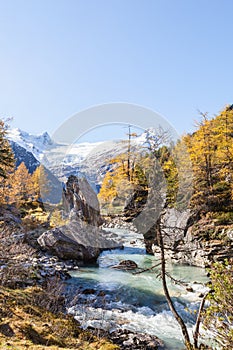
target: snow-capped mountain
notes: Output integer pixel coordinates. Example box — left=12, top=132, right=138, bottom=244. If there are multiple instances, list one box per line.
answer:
left=7, top=128, right=105, bottom=169
left=10, top=141, right=40, bottom=173
left=7, top=127, right=158, bottom=189
left=8, top=128, right=53, bottom=148
left=8, top=128, right=54, bottom=162
left=8, top=128, right=53, bottom=162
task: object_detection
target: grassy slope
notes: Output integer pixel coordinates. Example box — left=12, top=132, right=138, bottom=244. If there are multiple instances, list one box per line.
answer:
left=0, top=286, right=118, bottom=350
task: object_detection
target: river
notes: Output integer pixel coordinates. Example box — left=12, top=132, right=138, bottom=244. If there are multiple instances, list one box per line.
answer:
left=67, top=228, right=209, bottom=349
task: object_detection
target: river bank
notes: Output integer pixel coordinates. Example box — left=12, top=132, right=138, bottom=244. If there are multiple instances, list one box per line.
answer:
left=0, top=206, right=215, bottom=349
left=65, top=227, right=210, bottom=350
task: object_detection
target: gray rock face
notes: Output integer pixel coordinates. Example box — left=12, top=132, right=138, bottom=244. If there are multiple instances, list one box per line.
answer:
left=144, top=208, right=233, bottom=267
left=38, top=220, right=122, bottom=262
left=38, top=175, right=122, bottom=262
left=160, top=208, right=192, bottom=249
left=63, top=175, right=102, bottom=226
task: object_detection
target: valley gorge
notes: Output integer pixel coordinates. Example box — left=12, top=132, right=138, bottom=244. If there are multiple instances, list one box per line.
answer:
left=1, top=110, right=233, bottom=350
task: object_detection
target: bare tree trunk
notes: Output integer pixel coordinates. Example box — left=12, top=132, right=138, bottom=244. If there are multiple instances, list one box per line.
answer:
left=127, top=125, right=131, bottom=182
left=157, top=224, right=194, bottom=350
left=193, top=292, right=209, bottom=349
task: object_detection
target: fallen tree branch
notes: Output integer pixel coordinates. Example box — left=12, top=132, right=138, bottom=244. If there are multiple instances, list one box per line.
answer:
left=132, top=262, right=161, bottom=275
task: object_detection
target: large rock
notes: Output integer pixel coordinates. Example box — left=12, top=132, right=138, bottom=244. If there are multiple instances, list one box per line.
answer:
left=37, top=220, right=122, bottom=262
left=38, top=175, right=122, bottom=262
left=112, top=260, right=138, bottom=270
left=105, top=328, right=164, bottom=349
left=63, top=175, right=102, bottom=226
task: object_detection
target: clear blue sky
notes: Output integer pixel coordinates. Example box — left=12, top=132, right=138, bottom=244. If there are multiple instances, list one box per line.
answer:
left=1, top=0, right=233, bottom=139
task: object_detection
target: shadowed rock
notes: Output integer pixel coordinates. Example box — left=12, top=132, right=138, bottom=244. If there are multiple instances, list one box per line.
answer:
left=38, top=220, right=122, bottom=262
left=112, top=260, right=138, bottom=270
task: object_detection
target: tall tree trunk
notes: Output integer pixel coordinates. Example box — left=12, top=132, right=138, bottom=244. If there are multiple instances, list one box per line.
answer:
left=127, top=125, right=131, bottom=182
left=193, top=292, right=208, bottom=349
left=156, top=224, right=194, bottom=350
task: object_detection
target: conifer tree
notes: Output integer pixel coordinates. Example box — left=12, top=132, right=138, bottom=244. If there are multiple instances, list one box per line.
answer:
left=184, top=107, right=233, bottom=213
left=31, top=165, right=46, bottom=202
left=0, top=120, right=15, bottom=205
left=98, top=153, right=148, bottom=210
left=0, top=120, right=15, bottom=180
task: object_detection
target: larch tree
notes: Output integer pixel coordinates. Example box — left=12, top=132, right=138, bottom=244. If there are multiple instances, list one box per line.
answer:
left=9, top=162, right=34, bottom=208
left=135, top=127, right=208, bottom=349
left=98, top=152, right=148, bottom=211
left=211, top=106, right=233, bottom=210
left=31, top=164, right=49, bottom=203
left=186, top=113, right=216, bottom=212
left=183, top=107, right=233, bottom=214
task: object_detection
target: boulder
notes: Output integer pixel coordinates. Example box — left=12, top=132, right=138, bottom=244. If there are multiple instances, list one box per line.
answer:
left=106, top=329, right=164, bottom=349
left=38, top=175, right=122, bottom=263
left=140, top=208, right=194, bottom=254
left=112, top=260, right=138, bottom=270
left=63, top=175, right=102, bottom=226
left=37, top=220, right=122, bottom=262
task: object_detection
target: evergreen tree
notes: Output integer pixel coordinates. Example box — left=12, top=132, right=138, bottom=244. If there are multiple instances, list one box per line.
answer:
left=0, top=120, right=15, bottom=205
left=0, top=120, right=15, bottom=180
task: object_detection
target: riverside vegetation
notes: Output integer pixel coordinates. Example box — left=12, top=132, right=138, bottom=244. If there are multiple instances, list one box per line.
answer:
left=0, top=106, right=233, bottom=349
left=0, top=120, right=118, bottom=350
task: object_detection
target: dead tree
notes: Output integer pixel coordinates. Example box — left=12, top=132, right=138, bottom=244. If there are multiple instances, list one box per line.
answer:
left=157, top=220, right=209, bottom=350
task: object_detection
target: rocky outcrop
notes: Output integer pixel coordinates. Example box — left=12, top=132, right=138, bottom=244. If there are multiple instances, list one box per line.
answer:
left=112, top=260, right=138, bottom=270
left=38, top=220, right=122, bottom=263
left=144, top=208, right=233, bottom=267
left=110, top=329, right=164, bottom=349
left=37, top=175, right=122, bottom=262
left=63, top=175, right=102, bottom=226
left=93, top=328, right=164, bottom=349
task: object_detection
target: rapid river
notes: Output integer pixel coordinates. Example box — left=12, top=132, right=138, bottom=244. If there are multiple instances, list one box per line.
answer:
left=67, top=228, right=209, bottom=349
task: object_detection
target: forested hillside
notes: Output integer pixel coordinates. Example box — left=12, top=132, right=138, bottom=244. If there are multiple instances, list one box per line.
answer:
left=99, top=105, right=233, bottom=224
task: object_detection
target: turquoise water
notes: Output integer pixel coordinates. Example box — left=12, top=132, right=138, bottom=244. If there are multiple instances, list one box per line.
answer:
left=67, top=229, right=209, bottom=349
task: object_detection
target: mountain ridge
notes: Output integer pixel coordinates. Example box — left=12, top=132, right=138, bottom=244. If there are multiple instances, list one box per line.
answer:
left=7, top=127, right=151, bottom=190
